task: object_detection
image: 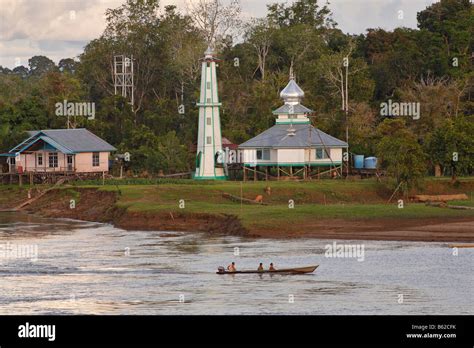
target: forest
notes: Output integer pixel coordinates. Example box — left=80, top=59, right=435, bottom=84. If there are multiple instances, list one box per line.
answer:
left=0, top=0, right=472, bottom=185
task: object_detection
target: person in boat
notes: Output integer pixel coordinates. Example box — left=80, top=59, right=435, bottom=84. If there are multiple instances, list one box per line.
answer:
left=257, top=263, right=264, bottom=271
left=227, top=262, right=236, bottom=272
left=269, top=263, right=276, bottom=271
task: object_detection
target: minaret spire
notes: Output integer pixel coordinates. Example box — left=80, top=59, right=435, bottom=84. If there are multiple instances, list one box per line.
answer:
left=194, top=47, right=227, bottom=180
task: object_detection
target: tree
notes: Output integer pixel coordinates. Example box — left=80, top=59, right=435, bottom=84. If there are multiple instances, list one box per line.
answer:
left=417, top=0, right=472, bottom=60
left=425, top=116, right=474, bottom=180
left=376, top=119, right=426, bottom=189
left=58, top=58, right=78, bottom=74
left=397, top=75, right=468, bottom=142
left=28, top=56, right=56, bottom=76
left=0, top=66, right=12, bottom=74
left=244, top=18, right=275, bottom=81
left=186, top=0, right=241, bottom=46
left=267, top=0, right=336, bottom=29
left=12, top=66, right=29, bottom=78
left=347, top=102, right=376, bottom=155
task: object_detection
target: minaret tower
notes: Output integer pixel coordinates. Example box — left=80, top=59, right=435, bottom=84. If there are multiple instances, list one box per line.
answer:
left=194, top=46, right=227, bottom=180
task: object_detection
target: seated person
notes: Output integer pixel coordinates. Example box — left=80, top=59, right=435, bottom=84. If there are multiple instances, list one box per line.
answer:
left=227, top=262, right=236, bottom=272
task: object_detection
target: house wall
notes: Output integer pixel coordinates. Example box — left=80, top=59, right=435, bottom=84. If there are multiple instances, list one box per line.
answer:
left=14, top=151, right=109, bottom=173
left=277, top=149, right=305, bottom=164
left=241, top=149, right=277, bottom=166
left=241, top=147, right=344, bottom=166
left=16, top=152, right=67, bottom=172
left=75, top=152, right=109, bottom=172
left=307, top=147, right=343, bottom=164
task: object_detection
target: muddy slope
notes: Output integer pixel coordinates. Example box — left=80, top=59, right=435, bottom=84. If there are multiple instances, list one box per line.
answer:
left=25, top=188, right=248, bottom=236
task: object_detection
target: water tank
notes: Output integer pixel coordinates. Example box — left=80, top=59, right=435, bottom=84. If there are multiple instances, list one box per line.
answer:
left=364, top=157, right=378, bottom=169
left=354, top=155, right=364, bottom=169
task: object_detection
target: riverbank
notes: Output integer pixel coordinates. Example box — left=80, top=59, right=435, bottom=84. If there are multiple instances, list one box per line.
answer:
left=0, top=179, right=473, bottom=242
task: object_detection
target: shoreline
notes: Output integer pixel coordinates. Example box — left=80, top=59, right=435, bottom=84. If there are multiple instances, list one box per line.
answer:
left=0, top=184, right=473, bottom=242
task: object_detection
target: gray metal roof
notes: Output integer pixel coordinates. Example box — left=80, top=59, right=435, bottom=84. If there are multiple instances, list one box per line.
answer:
left=18, top=129, right=116, bottom=153
left=273, top=103, right=313, bottom=115
left=239, top=124, right=347, bottom=148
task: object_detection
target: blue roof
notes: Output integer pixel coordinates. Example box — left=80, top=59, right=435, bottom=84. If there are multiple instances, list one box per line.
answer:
left=239, top=124, right=348, bottom=148
left=9, top=129, right=116, bottom=154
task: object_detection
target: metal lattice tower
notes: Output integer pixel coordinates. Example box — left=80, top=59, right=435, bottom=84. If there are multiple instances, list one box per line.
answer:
left=113, top=55, right=134, bottom=108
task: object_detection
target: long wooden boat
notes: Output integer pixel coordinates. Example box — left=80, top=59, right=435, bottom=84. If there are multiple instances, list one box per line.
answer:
left=216, top=265, right=318, bottom=275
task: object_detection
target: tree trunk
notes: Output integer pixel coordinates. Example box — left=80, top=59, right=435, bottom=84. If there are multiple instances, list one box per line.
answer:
left=434, top=164, right=442, bottom=177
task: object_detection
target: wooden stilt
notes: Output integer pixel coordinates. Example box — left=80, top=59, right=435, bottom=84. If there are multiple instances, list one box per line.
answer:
left=254, top=166, right=257, bottom=181
left=265, top=166, right=268, bottom=181
left=19, top=174, right=22, bottom=187
left=243, top=166, right=247, bottom=182
left=277, top=166, right=280, bottom=181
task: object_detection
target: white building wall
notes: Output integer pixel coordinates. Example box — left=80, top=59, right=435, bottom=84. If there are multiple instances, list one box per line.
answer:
left=241, top=147, right=345, bottom=165
left=308, top=147, right=344, bottom=164
left=277, top=149, right=305, bottom=164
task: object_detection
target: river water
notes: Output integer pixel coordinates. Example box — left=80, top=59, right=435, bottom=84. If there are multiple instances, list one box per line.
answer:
left=0, top=212, right=472, bottom=315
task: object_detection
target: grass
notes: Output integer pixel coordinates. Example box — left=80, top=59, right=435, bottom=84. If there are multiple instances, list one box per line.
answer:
left=1, top=179, right=473, bottom=228
left=89, top=182, right=474, bottom=230
left=449, top=191, right=474, bottom=207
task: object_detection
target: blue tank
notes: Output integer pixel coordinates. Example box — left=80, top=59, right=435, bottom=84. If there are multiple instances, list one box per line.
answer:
left=354, top=155, right=364, bottom=169
left=364, top=157, right=378, bottom=169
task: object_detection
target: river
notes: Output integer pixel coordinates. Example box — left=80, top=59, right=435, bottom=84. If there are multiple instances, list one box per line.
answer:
left=0, top=212, right=472, bottom=315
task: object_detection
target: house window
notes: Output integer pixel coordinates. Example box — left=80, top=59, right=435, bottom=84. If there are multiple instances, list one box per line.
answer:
left=206, top=98, right=212, bottom=103
left=316, top=148, right=329, bottom=159
left=48, top=153, right=58, bottom=168
left=256, top=148, right=270, bottom=160
left=206, top=82, right=211, bottom=89
left=206, top=117, right=212, bottom=125
left=206, top=136, right=212, bottom=145
left=37, top=154, right=43, bottom=166
left=92, top=152, right=100, bottom=167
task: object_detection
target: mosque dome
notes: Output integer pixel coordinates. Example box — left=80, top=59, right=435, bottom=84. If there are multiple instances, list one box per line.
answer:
left=280, top=77, right=304, bottom=104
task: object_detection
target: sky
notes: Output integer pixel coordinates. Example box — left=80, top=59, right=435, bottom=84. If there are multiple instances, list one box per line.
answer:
left=0, top=0, right=436, bottom=69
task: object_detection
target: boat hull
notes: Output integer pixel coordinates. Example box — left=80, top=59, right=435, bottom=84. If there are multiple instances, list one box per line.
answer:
left=216, top=265, right=318, bottom=274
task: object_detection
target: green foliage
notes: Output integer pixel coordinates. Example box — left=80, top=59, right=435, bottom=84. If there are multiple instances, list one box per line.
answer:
left=425, top=116, right=474, bottom=178
left=28, top=56, right=57, bottom=76
left=376, top=119, right=427, bottom=189
left=0, top=0, right=472, bottom=180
